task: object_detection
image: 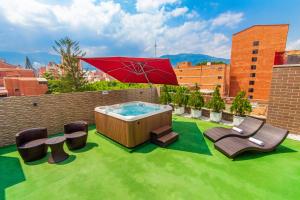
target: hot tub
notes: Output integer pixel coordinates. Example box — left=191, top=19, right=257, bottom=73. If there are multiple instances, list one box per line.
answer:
left=94, top=101, right=172, bottom=148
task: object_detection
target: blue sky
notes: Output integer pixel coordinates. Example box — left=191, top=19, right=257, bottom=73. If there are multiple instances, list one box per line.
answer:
left=0, top=0, right=299, bottom=59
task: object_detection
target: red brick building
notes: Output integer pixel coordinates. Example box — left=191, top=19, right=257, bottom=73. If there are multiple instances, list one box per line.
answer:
left=229, top=24, right=289, bottom=102
left=38, top=62, right=64, bottom=78
left=4, top=77, right=48, bottom=96
left=174, top=62, right=230, bottom=96
left=0, top=60, right=48, bottom=97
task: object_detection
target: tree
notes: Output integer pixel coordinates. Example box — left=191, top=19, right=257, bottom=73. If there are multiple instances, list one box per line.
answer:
left=52, top=37, right=87, bottom=92
left=207, top=85, right=225, bottom=112
left=230, top=91, right=252, bottom=116
left=42, top=71, right=55, bottom=80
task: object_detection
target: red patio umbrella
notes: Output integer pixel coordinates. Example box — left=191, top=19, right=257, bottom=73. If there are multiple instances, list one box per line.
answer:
left=79, top=57, right=178, bottom=85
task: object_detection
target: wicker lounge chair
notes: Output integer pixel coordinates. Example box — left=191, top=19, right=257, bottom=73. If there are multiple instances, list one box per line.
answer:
left=204, top=116, right=264, bottom=142
left=16, top=128, right=48, bottom=162
left=64, top=121, right=88, bottom=150
left=214, top=124, right=289, bottom=158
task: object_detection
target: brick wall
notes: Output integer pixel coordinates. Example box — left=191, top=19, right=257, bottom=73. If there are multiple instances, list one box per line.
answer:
left=230, top=24, right=289, bottom=102
left=174, top=62, right=230, bottom=96
left=0, top=88, right=158, bottom=147
left=267, top=65, right=300, bottom=134
left=4, top=77, right=48, bottom=96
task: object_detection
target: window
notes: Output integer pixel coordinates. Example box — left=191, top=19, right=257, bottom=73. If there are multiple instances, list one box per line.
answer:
left=252, top=57, right=257, bottom=62
left=251, top=65, right=256, bottom=70
left=218, top=76, right=222, bottom=79
left=248, top=95, right=253, bottom=99
left=249, top=80, right=255, bottom=85
left=250, top=73, right=256, bottom=78
left=252, top=49, right=258, bottom=54
left=248, top=88, right=254, bottom=92
left=253, top=41, right=259, bottom=46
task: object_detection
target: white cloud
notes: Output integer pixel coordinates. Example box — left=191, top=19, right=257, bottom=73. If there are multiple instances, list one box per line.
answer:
left=157, top=22, right=230, bottom=58
left=287, top=39, right=300, bottom=50
left=170, top=7, right=188, bottom=17
left=0, top=0, right=244, bottom=58
left=82, top=46, right=108, bottom=57
left=0, top=0, right=54, bottom=27
left=135, top=0, right=179, bottom=12
left=186, top=10, right=199, bottom=19
left=212, top=11, right=244, bottom=28
left=0, top=0, right=123, bottom=32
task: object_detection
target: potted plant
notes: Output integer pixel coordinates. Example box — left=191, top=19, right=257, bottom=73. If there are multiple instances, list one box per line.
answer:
left=159, top=85, right=172, bottom=105
left=188, top=88, right=204, bottom=118
left=207, top=85, right=225, bottom=122
left=230, top=91, right=252, bottom=126
left=183, top=87, right=190, bottom=112
left=173, top=86, right=186, bottom=115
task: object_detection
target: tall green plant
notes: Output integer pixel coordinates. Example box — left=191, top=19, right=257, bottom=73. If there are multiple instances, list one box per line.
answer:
left=183, top=87, right=189, bottom=107
left=207, top=85, right=225, bottom=112
left=160, top=85, right=172, bottom=105
left=188, top=90, right=204, bottom=109
left=173, top=86, right=188, bottom=107
left=230, top=91, right=252, bottom=116
left=52, top=37, right=87, bottom=92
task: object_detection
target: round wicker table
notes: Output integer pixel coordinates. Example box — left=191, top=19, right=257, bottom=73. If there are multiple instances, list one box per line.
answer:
left=45, top=136, right=69, bottom=164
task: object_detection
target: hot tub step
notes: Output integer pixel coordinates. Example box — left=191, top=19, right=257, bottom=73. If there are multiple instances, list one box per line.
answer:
left=153, top=132, right=179, bottom=147
left=151, top=125, right=172, bottom=139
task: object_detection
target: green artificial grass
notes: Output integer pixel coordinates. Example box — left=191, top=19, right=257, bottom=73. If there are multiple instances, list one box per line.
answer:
left=1, top=115, right=300, bottom=200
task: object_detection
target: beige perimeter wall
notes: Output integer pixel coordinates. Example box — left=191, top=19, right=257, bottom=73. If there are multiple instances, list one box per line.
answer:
left=0, top=88, right=158, bottom=147
left=267, top=65, right=300, bottom=134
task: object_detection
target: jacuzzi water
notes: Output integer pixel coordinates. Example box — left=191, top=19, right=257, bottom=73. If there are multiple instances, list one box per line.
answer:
left=95, top=101, right=172, bottom=121
left=110, top=102, right=161, bottom=116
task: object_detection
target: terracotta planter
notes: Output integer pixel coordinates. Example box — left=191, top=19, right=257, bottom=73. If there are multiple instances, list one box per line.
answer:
left=210, top=112, right=222, bottom=122
left=191, top=109, right=202, bottom=118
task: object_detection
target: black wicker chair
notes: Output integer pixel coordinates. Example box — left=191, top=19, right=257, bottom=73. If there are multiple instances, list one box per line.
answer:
left=16, top=128, right=48, bottom=162
left=64, top=121, right=88, bottom=150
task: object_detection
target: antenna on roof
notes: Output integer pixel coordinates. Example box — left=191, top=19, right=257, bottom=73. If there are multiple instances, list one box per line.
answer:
left=154, top=39, right=157, bottom=58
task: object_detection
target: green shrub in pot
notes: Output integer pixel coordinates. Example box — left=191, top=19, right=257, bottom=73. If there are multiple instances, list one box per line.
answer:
left=207, top=85, right=225, bottom=122
left=188, top=88, right=204, bottom=118
left=230, top=91, right=252, bottom=126
left=160, top=85, right=172, bottom=105
left=173, top=86, right=187, bottom=115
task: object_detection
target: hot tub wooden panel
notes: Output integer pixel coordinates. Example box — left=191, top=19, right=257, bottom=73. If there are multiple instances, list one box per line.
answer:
left=95, top=110, right=172, bottom=148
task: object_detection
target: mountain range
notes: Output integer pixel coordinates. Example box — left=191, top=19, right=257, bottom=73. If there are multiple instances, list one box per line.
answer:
left=0, top=51, right=229, bottom=69
left=160, top=53, right=229, bottom=66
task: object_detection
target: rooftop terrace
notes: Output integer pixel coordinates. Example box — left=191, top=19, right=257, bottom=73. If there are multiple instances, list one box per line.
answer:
left=1, top=116, right=300, bottom=200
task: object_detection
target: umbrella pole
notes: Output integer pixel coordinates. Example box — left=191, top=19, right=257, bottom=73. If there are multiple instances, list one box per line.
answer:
left=139, top=63, right=152, bottom=88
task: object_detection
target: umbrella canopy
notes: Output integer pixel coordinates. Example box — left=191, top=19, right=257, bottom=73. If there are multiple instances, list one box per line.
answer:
left=80, top=57, right=178, bottom=85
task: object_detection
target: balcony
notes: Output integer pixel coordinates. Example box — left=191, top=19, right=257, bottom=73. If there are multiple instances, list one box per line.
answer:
left=274, top=51, right=300, bottom=65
